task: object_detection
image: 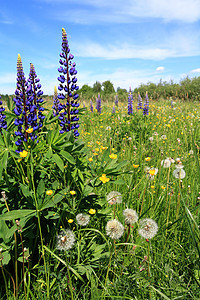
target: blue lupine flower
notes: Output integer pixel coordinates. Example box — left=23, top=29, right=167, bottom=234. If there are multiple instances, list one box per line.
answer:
left=0, top=96, right=7, bottom=133
left=137, top=93, right=143, bottom=110
left=96, top=93, right=101, bottom=113
left=56, top=28, right=79, bottom=137
left=90, top=100, right=93, bottom=112
left=13, top=55, right=45, bottom=150
left=112, top=105, right=116, bottom=114
left=52, top=86, right=60, bottom=116
left=143, top=91, right=149, bottom=116
left=128, top=92, right=133, bottom=115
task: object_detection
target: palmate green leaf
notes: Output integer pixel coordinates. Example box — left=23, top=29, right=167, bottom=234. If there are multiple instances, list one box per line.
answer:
left=52, top=153, right=64, bottom=172
left=60, top=150, right=76, bottom=164
left=0, top=209, right=36, bottom=221
left=0, top=150, right=8, bottom=179
left=37, top=179, right=45, bottom=196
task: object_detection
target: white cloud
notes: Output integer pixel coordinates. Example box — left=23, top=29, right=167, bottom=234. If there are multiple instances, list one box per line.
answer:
left=190, top=68, right=200, bottom=73
left=75, top=43, right=176, bottom=60
left=43, top=0, right=200, bottom=23
left=156, top=66, right=165, bottom=72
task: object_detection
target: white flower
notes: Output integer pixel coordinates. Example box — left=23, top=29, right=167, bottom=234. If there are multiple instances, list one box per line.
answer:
left=161, top=158, right=171, bottom=168
left=106, top=126, right=111, bottom=130
left=123, top=209, right=138, bottom=225
left=76, top=213, right=90, bottom=226
left=106, top=191, right=122, bottom=205
left=106, top=219, right=124, bottom=240
left=57, top=229, right=75, bottom=251
left=149, top=137, right=153, bottom=142
left=138, top=218, right=158, bottom=240
left=161, top=157, right=174, bottom=168
left=175, top=163, right=184, bottom=169
left=189, top=149, right=194, bottom=155
left=161, top=135, right=167, bottom=139
left=173, top=168, right=186, bottom=179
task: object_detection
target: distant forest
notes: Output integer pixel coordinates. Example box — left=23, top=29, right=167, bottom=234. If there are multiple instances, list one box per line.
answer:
left=1, top=76, right=200, bottom=103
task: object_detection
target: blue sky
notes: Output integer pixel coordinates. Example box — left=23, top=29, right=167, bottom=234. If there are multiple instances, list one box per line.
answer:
left=0, top=0, right=200, bottom=94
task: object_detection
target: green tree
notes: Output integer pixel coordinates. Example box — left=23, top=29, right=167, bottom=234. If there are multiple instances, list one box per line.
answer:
left=93, top=81, right=102, bottom=93
left=102, top=80, right=115, bottom=94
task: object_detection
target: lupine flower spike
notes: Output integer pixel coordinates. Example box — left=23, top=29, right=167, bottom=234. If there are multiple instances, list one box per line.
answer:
left=90, top=99, right=93, bottom=112
left=0, top=96, right=7, bottom=134
left=52, top=86, right=60, bottom=116
left=26, top=63, right=45, bottom=141
left=128, top=90, right=133, bottom=115
left=13, top=55, right=45, bottom=151
left=143, top=91, right=149, bottom=116
left=96, top=93, right=101, bottom=113
left=57, top=28, right=80, bottom=136
left=112, top=105, right=116, bottom=113
left=13, top=54, right=28, bottom=150
left=137, top=92, right=143, bottom=110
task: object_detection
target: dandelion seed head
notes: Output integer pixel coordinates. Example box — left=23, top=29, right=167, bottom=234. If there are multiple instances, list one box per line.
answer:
left=106, top=219, right=124, bottom=240
left=123, top=209, right=138, bottom=225
left=173, top=168, right=186, bottom=179
left=57, top=229, right=75, bottom=251
left=106, top=191, right=122, bottom=205
left=138, top=218, right=158, bottom=240
left=76, top=213, right=90, bottom=226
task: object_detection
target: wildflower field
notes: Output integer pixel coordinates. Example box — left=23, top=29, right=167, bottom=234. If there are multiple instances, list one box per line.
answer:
left=0, top=28, right=200, bottom=300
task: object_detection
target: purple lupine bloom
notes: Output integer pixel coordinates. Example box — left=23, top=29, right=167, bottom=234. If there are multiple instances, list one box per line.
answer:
left=115, top=94, right=118, bottom=107
left=96, top=93, right=101, bottom=113
left=26, top=63, right=45, bottom=140
left=56, top=28, right=80, bottom=137
left=128, top=92, right=133, bottom=115
left=143, top=91, right=149, bottom=116
left=0, top=96, right=7, bottom=133
left=52, top=86, right=60, bottom=116
left=171, top=98, right=173, bottom=108
left=13, top=54, right=28, bottom=150
left=90, top=100, right=93, bottom=112
left=137, top=93, right=143, bottom=110
left=13, top=55, right=45, bottom=151
left=112, top=105, right=116, bottom=113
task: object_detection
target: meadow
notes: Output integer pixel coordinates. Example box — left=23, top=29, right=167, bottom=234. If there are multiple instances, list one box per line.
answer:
left=0, top=95, right=200, bottom=299
left=0, top=28, right=199, bottom=300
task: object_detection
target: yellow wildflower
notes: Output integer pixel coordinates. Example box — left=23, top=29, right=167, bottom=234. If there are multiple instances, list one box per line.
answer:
left=70, top=190, right=76, bottom=195
left=133, top=164, right=139, bottom=168
left=99, top=174, right=110, bottom=183
left=46, top=190, right=53, bottom=196
left=88, top=157, right=93, bottom=162
left=161, top=186, right=166, bottom=190
left=109, top=153, right=117, bottom=159
left=26, top=128, right=33, bottom=133
left=149, top=169, right=156, bottom=176
left=19, top=150, right=28, bottom=158
left=145, top=157, right=151, bottom=162
left=89, top=208, right=96, bottom=215
left=68, top=219, right=74, bottom=223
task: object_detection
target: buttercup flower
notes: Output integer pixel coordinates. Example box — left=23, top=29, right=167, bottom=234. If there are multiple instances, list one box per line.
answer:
left=138, top=218, right=158, bottom=240
left=99, top=174, right=110, bottom=183
left=46, top=190, right=53, bottom=196
left=57, top=229, right=75, bottom=251
left=76, top=213, right=90, bottom=226
left=106, top=219, right=124, bottom=240
left=123, top=209, right=138, bottom=225
left=106, top=191, right=122, bottom=205
left=70, top=190, right=76, bottom=195
left=20, top=150, right=28, bottom=158
left=89, top=208, right=96, bottom=215
left=145, top=157, right=151, bottom=162
left=133, top=164, right=139, bottom=168
left=68, top=219, right=74, bottom=223
left=109, top=153, right=117, bottom=159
